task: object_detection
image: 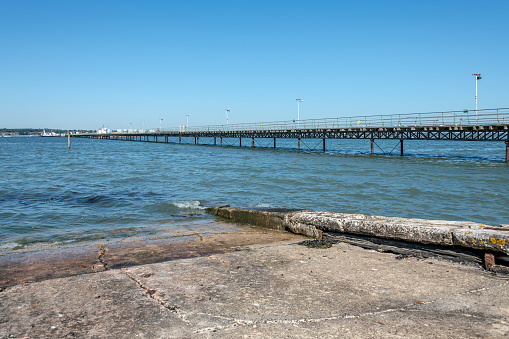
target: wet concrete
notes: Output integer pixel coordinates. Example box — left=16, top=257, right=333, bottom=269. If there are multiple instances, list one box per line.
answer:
left=0, top=225, right=302, bottom=289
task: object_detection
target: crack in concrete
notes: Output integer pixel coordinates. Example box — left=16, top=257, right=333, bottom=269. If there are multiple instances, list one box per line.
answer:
left=120, top=268, right=191, bottom=324
left=195, top=232, right=204, bottom=241
left=96, top=244, right=109, bottom=271
left=194, top=281, right=509, bottom=334
left=194, top=307, right=407, bottom=334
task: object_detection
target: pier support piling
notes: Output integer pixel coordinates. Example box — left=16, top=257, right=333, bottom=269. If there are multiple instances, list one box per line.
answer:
left=506, top=141, right=509, bottom=163
left=74, top=112, right=509, bottom=162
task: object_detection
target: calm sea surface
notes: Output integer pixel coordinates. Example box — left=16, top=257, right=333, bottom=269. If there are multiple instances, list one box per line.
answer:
left=1, top=136, right=508, bottom=253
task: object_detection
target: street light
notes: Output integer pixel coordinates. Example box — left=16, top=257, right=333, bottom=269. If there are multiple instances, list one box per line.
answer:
left=186, top=114, right=191, bottom=129
left=225, top=109, right=230, bottom=129
left=472, top=74, right=481, bottom=125
left=296, top=99, right=303, bottom=127
left=159, top=118, right=163, bottom=132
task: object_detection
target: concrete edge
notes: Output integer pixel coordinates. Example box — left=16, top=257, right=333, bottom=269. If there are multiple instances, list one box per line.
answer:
left=206, top=207, right=509, bottom=255
left=205, top=206, right=322, bottom=239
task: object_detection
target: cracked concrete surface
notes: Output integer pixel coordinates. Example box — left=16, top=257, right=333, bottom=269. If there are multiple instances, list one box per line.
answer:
left=0, top=225, right=296, bottom=289
left=123, top=241, right=509, bottom=338
left=2, top=238, right=508, bottom=338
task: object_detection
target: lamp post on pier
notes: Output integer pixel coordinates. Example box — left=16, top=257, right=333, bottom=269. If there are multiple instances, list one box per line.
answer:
left=225, top=109, right=230, bottom=129
left=159, top=118, right=163, bottom=132
left=186, top=114, right=191, bottom=130
left=296, top=99, right=303, bottom=128
left=472, top=74, right=481, bottom=125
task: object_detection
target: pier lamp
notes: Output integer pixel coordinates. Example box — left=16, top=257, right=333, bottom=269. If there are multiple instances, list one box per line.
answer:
left=296, top=99, right=304, bottom=127
left=225, top=109, right=230, bottom=129
left=186, top=114, right=191, bottom=129
left=159, top=118, right=163, bottom=132
left=472, top=74, right=481, bottom=125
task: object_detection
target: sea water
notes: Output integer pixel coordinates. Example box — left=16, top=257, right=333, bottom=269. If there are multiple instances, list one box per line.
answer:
left=0, top=136, right=508, bottom=253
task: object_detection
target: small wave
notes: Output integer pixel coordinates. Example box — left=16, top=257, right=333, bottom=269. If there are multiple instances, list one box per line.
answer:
left=76, top=194, right=131, bottom=208
left=83, top=195, right=108, bottom=204
left=171, top=200, right=206, bottom=210
left=255, top=203, right=273, bottom=208
left=0, top=242, right=21, bottom=252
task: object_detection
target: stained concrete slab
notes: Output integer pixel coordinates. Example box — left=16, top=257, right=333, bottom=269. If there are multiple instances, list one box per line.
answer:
left=0, top=226, right=301, bottom=289
left=2, top=239, right=508, bottom=338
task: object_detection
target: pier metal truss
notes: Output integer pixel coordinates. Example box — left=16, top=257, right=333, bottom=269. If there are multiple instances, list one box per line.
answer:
left=74, top=108, right=509, bottom=162
left=171, top=126, right=508, bottom=141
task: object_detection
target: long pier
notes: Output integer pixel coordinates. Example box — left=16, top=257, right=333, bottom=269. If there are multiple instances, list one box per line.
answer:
left=74, top=108, right=509, bottom=162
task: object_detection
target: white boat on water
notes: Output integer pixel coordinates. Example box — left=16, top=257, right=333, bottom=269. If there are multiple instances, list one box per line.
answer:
left=41, top=130, right=60, bottom=137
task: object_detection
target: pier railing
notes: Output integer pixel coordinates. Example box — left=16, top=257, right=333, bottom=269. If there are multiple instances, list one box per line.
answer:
left=78, top=107, right=509, bottom=162
left=161, top=108, right=509, bottom=134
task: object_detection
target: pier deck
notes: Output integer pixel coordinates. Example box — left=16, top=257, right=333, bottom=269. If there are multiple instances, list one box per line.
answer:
left=73, top=108, right=509, bottom=162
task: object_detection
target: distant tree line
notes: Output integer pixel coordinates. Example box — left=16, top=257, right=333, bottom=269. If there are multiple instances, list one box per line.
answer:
left=0, top=128, right=95, bottom=135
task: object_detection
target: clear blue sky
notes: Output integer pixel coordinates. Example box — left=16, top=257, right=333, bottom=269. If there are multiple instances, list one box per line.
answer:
left=1, top=0, right=507, bottom=130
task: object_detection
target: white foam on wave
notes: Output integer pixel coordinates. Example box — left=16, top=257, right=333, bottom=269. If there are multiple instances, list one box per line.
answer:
left=172, top=200, right=206, bottom=210
left=255, top=203, right=273, bottom=208
left=0, top=242, right=20, bottom=251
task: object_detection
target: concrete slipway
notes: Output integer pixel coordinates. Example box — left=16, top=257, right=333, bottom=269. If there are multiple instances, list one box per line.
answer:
left=0, top=207, right=508, bottom=338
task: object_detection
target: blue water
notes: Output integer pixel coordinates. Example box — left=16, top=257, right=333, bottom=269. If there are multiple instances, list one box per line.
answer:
left=1, top=136, right=508, bottom=252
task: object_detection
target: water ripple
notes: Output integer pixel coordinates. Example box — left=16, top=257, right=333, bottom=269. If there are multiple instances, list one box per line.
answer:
left=1, top=136, right=508, bottom=250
